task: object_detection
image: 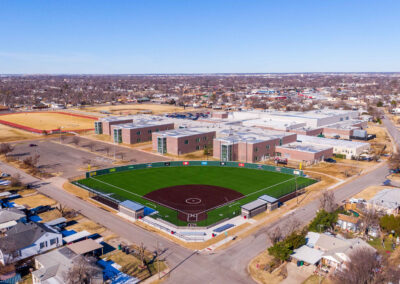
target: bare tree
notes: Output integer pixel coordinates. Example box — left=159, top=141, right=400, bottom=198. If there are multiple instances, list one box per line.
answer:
left=104, top=145, right=111, bottom=156
left=285, top=217, right=301, bottom=235
left=81, top=157, right=92, bottom=166
left=0, top=143, right=14, bottom=157
left=64, top=256, right=102, bottom=284
left=333, top=248, right=387, bottom=284
left=360, top=207, right=380, bottom=237
left=267, top=226, right=283, bottom=245
left=0, top=238, right=19, bottom=265
left=138, top=242, right=146, bottom=267
left=319, top=190, right=337, bottom=213
left=10, top=173, right=22, bottom=187
left=389, top=153, right=400, bottom=170
left=22, top=154, right=40, bottom=173
left=71, top=136, right=80, bottom=146
left=87, top=141, right=95, bottom=152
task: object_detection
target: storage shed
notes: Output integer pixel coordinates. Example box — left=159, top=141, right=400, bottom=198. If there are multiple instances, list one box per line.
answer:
left=119, top=200, right=145, bottom=219
left=258, top=195, right=279, bottom=211
left=241, top=199, right=268, bottom=218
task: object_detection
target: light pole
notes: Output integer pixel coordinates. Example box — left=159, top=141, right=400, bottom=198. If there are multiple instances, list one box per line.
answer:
left=157, top=241, right=160, bottom=279
left=59, top=126, right=63, bottom=143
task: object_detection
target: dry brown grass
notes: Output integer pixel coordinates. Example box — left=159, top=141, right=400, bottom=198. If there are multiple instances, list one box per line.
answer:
left=0, top=112, right=95, bottom=131
left=39, top=209, right=63, bottom=222
left=66, top=218, right=105, bottom=234
left=103, top=249, right=167, bottom=280
left=248, top=250, right=284, bottom=284
left=305, top=162, right=361, bottom=180
left=83, top=104, right=194, bottom=115
left=368, top=123, right=393, bottom=155
left=388, top=174, right=400, bottom=183
left=63, top=182, right=90, bottom=200
left=352, top=185, right=389, bottom=200
left=303, top=275, right=333, bottom=284
left=13, top=193, right=57, bottom=208
left=0, top=124, right=39, bottom=142
left=18, top=189, right=37, bottom=197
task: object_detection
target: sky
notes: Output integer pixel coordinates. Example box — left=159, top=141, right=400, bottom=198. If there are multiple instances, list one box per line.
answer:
left=0, top=0, right=399, bottom=74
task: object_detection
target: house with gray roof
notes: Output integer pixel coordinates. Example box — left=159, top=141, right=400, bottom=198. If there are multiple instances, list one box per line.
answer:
left=291, top=232, right=375, bottom=271
left=32, top=246, right=102, bottom=284
left=0, top=208, right=26, bottom=231
left=367, top=187, right=400, bottom=215
left=0, top=222, right=62, bottom=265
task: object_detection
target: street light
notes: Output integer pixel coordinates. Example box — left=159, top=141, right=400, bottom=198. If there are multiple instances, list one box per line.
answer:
left=59, top=126, right=63, bottom=143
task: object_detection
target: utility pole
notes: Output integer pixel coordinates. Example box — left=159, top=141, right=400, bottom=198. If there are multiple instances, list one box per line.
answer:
left=295, top=174, right=298, bottom=204
left=157, top=241, right=160, bottom=279
left=59, top=126, right=63, bottom=143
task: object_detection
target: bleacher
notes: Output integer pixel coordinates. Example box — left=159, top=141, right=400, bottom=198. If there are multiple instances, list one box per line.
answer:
left=213, top=223, right=235, bottom=233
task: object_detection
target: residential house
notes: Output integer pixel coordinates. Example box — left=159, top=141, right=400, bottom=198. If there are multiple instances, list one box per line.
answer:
left=32, top=246, right=102, bottom=284
left=0, top=222, right=62, bottom=265
left=336, top=214, right=361, bottom=232
left=367, top=188, right=400, bottom=215
left=291, top=232, right=375, bottom=271
left=314, top=233, right=375, bottom=271
left=0, top=208, right=26, bottom=232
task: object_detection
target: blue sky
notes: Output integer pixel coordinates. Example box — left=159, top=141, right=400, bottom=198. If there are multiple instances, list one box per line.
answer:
left=0, top=0, right=399, bottom=74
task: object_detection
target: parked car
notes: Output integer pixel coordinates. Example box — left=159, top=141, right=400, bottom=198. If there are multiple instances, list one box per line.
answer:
left=324, top=158, right=337, bottom=163
left=29, top=143, right=38, bottom=147
left=0, top=173, right=10, bottom=178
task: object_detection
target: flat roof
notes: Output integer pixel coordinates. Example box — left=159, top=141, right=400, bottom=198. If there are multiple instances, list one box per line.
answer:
left=0, top=191, right=11, bottom=198
left=276, top=142, right=332, bottom=153
left=45, top=217, right=67, bottom=227
left=100, top=116, right=135, bottom=122
left=216, top=129, right=294, bottom=145
left=154, top=128, right=215, bottom=138
left=297, top=135, right=369, bottom=148
left=120, top=200, right=144, bottom=212
left=63, top=230, right=91, bottom=243
left=291, top=245, right=324, bottom=265
left=241, top=199, right=267, bottom=211
left=258, top=195, right=278, bottom=203
left=0, top=220, right=17, bottom=230
left=114, top=121, right=172, bottom=130
left=67, top=239, right=103, bottom=255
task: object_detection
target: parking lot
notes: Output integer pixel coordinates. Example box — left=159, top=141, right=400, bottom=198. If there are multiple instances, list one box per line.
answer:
left=9, top=137, right=168, bottom=178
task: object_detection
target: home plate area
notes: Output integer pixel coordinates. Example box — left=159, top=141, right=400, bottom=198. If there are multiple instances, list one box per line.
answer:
left=143, top=184, right=244, bottom=222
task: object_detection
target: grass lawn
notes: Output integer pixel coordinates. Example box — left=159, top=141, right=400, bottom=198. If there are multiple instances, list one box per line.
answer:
left=77, top=166, right=315, bottom=226
left=368, top=237, right=396, bottom=254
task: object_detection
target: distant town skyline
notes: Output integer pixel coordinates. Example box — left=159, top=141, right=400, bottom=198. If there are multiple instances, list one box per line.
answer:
left=1, top=0, right=399, bottom=74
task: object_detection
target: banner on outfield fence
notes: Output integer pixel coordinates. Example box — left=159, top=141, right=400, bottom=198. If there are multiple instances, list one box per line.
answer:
left=85, top=160, right=304, bottom=178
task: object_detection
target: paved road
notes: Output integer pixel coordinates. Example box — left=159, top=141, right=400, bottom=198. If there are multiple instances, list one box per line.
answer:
left=1, top=119, right=399, bottom=283
left=383, top=116, right=400, bottom=152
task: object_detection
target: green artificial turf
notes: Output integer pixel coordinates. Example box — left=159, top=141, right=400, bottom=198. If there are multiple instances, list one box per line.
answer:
left=76, top=166, right=315, bottom=226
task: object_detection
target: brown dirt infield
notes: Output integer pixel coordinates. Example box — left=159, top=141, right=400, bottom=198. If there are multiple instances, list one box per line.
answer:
left=143, top=184, right=244, bottom=222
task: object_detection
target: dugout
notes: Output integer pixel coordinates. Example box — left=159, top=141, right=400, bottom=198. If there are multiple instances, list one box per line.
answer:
left=241, top=199, right=268, bottom=218
left=119, top=200, right=145, bottom=219
left=258, top=195, right=279, bottom=211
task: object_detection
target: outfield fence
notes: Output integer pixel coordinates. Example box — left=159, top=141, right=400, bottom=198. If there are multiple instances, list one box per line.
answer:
left=85, top=160, right=304, bottom=179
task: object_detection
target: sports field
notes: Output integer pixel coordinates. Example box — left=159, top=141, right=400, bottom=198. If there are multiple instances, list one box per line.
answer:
left=83, top=103, right=194, bottom=115
left=0, top=112, right=97, bottom=133
left=77, top=166, right=315, bottom=226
